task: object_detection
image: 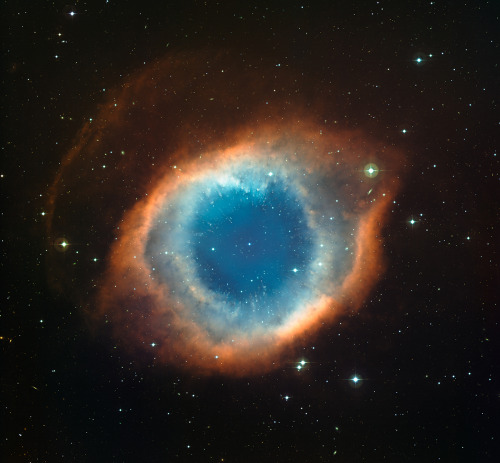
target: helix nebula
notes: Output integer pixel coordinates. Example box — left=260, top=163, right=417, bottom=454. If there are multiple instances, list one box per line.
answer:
left=47, top=51, right=402, bottom=376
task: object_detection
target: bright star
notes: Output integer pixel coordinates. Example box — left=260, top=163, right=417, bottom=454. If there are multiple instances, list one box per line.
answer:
left=54, top=237, right=71, bottom=252
left=413, top=54, right=426, bottom=65
left=296, top=359, right=307, bottom=370
left=363, top=163, right=379, bottom=178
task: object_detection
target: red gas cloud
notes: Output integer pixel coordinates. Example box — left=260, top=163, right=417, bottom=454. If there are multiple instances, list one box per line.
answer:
left=46, top=51, right=402, bottom=376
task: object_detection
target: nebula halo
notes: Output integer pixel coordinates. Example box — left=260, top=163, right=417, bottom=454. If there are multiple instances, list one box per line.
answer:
left=46, top=51, right=401, bottom=376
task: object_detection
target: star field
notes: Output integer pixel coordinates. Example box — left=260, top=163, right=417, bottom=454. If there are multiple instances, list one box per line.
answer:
left=1, top=1, right=498, bottom=461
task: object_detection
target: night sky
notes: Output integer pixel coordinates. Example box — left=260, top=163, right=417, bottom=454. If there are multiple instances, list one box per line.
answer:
left=2, top=1, right=499, bottom=462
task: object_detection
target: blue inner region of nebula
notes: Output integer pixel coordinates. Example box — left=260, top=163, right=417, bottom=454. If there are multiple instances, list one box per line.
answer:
left=190, top=181, right=314, bottom=303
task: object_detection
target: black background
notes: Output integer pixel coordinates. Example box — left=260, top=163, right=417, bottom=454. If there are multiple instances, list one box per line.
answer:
left=2, top=1, right=498, bottom=461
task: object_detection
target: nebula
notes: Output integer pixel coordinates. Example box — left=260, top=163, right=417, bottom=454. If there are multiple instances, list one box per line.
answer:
left=46, top=51, right=402, bottom=376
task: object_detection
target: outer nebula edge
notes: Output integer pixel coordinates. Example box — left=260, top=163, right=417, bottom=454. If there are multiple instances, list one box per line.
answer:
left=46, top=51, right=402, bottom=376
